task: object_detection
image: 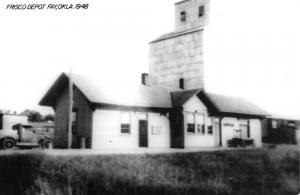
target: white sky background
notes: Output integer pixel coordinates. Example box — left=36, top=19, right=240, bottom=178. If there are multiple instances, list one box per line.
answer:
left=0, top=0, right=299, bottom=118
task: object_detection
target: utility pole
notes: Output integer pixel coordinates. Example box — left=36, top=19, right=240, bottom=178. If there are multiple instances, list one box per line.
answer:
left=67, top=67, right=73, bottom=149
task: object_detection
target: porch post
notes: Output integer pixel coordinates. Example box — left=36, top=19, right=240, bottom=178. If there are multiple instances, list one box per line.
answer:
left=219, top=117, right=223, bottom=146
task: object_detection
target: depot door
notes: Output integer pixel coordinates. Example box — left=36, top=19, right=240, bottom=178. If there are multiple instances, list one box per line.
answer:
left=139, top=120, right=148, bottom=147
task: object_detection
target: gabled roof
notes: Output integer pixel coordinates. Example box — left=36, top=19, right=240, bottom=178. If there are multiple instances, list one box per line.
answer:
left=39, top=73, right=69, bottom=107
left=150, top=27, right=203, bottom=43
left=171, top=89, right=267, bottom=117
left=175, top=0, right=191, bottom=5
left=198, top=91, right=269, bottom=117
left=40, top=73, right=268, bottom=117
left=39, top=73, right=174, bottom=109
left=171, top=89, right=201, bottom=107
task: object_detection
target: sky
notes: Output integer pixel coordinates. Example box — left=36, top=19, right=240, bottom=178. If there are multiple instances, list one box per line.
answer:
left=0, top=0, right=299, bottom=118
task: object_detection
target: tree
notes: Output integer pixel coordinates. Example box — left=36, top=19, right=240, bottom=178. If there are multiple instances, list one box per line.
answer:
left=30, top=112, right=42, bottom=122
left=44, top=114, right=55, bottom=122
left=21, top=109, right=42, bottom=122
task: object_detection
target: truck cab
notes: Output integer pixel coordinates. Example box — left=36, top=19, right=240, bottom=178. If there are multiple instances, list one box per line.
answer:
left=0, top=123, right=53, bottom=149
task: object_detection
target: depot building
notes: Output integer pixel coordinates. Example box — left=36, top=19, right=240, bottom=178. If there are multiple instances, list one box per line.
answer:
left=39, top=0, right=268, bottom=149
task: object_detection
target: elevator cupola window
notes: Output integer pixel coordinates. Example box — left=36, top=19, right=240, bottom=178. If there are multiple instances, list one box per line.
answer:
left=180, top=11, right=186, bottom=22
left=179, top=78, right=184, bottom=89
left=198, top=6, right=204, bottom=17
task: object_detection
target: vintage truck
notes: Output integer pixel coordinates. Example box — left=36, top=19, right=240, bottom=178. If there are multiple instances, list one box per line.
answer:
left=0, top=123, right=53, bottom=149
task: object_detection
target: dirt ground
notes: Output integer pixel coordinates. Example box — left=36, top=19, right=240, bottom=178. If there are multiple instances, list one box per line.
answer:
left=0, top=146, right=240, bottom=156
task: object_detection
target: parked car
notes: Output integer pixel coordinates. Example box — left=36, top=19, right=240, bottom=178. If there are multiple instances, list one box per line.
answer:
left=0, top=123, right=53, bottom=149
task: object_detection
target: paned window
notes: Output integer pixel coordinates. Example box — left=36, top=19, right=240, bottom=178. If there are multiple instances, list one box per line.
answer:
left=180, top=11, right=186, bottom=22
left=195, top=114, right=205, bottom=134
left=272, top=120, right=277, bottom=129
left=121, top=112, right=131, bottom=134
left=207, top=117, right=213, bottom=135
left=187, top=114, right=195, bottom=133
left=199, top=6, right=205, bottom=17
left=239, top=119, right=250, bottom=138
left=72, top=109, right=78, bottom=134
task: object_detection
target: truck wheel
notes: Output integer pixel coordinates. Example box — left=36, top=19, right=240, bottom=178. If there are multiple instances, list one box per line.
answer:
left=2, top=138, right=15, bottom=150
left=39, top=140, right=45, bottom=149
left=43, top=140, right=52, bottom=149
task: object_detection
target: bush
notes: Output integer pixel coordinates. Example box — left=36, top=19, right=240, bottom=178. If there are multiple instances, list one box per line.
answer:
left=0, top=146, right=298, bottom=195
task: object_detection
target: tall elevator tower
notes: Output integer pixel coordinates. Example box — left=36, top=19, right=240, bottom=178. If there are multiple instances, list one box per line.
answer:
left=149, top=0, right=209, bottom=90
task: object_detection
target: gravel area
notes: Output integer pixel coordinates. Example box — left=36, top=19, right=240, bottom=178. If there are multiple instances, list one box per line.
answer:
left=0, top=147, right=245, bottom=156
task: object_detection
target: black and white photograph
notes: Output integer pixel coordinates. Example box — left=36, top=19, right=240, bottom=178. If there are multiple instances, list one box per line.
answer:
left=0, top=0, right=299, bottom=194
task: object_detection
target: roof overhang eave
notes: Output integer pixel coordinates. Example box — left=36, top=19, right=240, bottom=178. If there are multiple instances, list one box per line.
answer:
left=210, top=111, right=268, bottom=119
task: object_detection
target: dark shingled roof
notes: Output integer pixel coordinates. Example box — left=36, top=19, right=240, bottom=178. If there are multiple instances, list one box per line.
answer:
left=40, top=73, right=268, bottom=117
left=202, top=92, right=269, bottom=117
left=175, top=0, right=191, bottom=5
left=150, top=27, right=203, bottom=43
left=171, top=89, right=201, bottom=107
left=171, top=89, right=267, bottom=117
left=39, top=73, right=174, bottom=108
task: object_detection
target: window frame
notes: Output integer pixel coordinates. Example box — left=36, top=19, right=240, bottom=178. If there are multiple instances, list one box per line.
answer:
left=120, top=112, right=131, bottom=134
left=239, top=119, right=250, bottom=138
left=180, top=11, right=186, bottom=22
left=179, top=78, right=184, bottom=89
left=186, top=113, right=195, bottom=133
left=195, top=114, right=205, bottom=135
left=186, top=113, right=215, bottom=136
left=72, top=108, right=78, bottom=134
left=0, top=114, right=2, bottom=130
left=120, top=123, right=131, bottom=134
left=196, top=124, right=205, bottom=135
left=198, top=5, right=205, bottom=17
left=271, top=120, right=277, bottom=129
left=206, top=117, right=213, bottom=135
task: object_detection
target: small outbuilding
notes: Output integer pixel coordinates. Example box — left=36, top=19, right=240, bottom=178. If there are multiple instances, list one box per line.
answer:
left=262, top=115, right=300, bottom=145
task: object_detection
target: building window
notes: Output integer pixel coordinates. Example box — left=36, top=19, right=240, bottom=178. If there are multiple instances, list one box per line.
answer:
left=198, top=5, right=204, bottom=17
left=120, top=112, right=131, bottom=134
left=196, top=124, right=205, bottom=134
left=179, top=78, right=184, bottom=89
left=121, top=124, right=130, bottom=134
left=187, top=124, right=195, bottom=133
left=288, top=121, right=296, bottom=127
left=0, top=114, right=2, bottom=130
left=180, top=11, right=186, bottom=22
left=187, top=114, right=195, bottom=133
left=239, top=119, right=250, bottom=138
left=207, top=126, right=213, bottom=134
left=271, top=120, right=277, bottom=129
left=72, top=111, right=77, bottom=123
left=195, top=114, right=205, bottom=134
left=187, top=113, right=214, bottom=135
left=207, top=117, right=213, bottom=135
left=72, top=109, right=78, bottom=134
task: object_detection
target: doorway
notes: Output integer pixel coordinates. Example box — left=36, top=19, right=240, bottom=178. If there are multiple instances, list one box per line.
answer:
left=139, top=120, right=148, bottom=147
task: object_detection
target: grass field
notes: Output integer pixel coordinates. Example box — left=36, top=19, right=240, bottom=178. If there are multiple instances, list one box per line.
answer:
left=0, top=145, right=298, bottom=195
